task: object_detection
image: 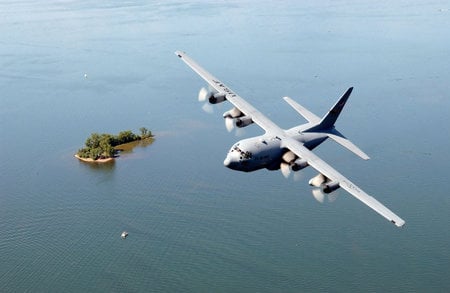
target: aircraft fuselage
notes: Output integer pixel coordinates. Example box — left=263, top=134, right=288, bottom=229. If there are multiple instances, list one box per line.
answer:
left=223, top=131, right=328, bottom=172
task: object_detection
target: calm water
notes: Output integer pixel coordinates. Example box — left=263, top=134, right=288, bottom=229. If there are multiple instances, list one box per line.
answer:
left=1, top=1, right=449, bottom=292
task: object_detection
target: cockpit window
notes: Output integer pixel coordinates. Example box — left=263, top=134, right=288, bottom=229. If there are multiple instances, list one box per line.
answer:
left=232, top=145, right=252, bottom=159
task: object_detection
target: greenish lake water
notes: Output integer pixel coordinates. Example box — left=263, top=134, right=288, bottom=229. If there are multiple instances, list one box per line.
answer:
left=1, top=1, right=449, bottom=292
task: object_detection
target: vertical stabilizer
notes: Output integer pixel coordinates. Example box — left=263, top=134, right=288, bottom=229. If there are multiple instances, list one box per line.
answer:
left=303, top=87, right=369, bottom=160
left=316, top=87, right=353, bottom=130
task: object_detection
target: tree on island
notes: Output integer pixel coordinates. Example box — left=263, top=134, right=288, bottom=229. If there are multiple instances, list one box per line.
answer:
left=139, top=127, right=152, bottom=139
left=77, top=128, right=153, bottom=160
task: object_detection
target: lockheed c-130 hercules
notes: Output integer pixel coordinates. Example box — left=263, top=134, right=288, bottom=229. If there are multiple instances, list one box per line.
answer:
left=175, top=50, right=405, bottom=227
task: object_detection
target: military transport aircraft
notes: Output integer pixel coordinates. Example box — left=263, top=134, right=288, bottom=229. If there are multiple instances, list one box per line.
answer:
left=175, top=51, right=405, bottom=227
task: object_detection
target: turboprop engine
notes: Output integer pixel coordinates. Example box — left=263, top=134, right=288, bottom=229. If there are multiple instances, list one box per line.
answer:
left=223, top=107, right=250, bottom=132
left=322, top=181, right=340, bottom=194
left=235, top=116, right=253, bottom=128
left=280, top=151, right=309, bottom=178
left=309, top=173, right=340, bottom=193
left=291, top=158, right=308, bottom=171
left=209, top=93, right=226, bottom=104
left=223, top=107, right=242, bottom=119
left=198, top=87, right=227, bottom=104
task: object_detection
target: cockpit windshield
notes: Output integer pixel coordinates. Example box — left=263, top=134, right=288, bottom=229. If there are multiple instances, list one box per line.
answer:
left=231, top=144, right=252, bottom=159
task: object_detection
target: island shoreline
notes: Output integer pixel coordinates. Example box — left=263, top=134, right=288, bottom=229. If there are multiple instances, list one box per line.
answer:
left=74, top=154, right=115, bottom=163
left=75, top=137, right=154, bottom=163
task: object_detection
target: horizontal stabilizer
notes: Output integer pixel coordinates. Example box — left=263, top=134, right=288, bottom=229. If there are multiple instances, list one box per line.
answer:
left=283, top=96, right=320, bottom=123
left=327, top=129, right=370, bottom=160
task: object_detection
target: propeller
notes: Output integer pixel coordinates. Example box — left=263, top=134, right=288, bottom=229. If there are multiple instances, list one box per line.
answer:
left=281, top=162, right=291, bottom=178
left=223, top=107, right=248, bottom=136
left=280, top=151, right=296, bottom=178
left=293, top=171, right=304, bottom=182
left=201, top=103, right=214, bottom=114
left=225, top=117, right=235, bottom=132
left=198, top=86, right=216, bottom=113
left=312, top=188, right=326, bottom=203
left=281, top=163, right=305, bottom=180
left=311, top=188, right=339, bottom=203
left=309, top=174, right=340, bottom=203
left=309, top=173, right=326, bottom=187
left=224, top=119, right=246, bottom=136
left=234, top=127, right=246, bottom=137
left=198, top=87, right=210, bottom=102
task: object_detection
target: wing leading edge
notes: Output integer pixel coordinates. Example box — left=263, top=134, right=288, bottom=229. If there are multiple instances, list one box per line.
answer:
left=176, top=50, right=405, bottom=228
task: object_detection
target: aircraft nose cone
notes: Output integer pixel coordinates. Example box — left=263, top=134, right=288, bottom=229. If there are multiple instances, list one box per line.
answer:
left=223, top=157, right=231, bottom=167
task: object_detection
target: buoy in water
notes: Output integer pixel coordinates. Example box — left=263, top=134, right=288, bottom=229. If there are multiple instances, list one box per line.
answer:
left=121, top=231, right=128, bottom=239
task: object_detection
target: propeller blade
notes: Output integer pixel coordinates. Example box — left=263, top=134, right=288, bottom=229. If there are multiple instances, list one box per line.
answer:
left=235, top=127, right=246, bottom=137
left=309, top=173, right=326, bottom=187
left=327, top=190, right=339, bottom=202
left=280, top=162, right=291, bottom=178
left=293, top=171, right=304, bottom=182
left=198, top=87, right=209, bottom=102
left=282, top=151, right=296, bottom=164
left=202, top=103, right=214, bottom=114
left=312, top=187, right=340, bottom=203
left=225, top=117, right=235, bottom=132
left=312, top=188, right=325, bottom=203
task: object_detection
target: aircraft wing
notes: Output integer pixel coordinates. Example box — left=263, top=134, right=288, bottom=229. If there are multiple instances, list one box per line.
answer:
left=282, top=137, right=405, bottom=227
left=175, top=51, right=282, bottom=134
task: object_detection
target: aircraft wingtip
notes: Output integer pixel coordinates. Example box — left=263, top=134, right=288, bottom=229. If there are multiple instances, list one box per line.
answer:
left=392, top=219, right=406, bottom=228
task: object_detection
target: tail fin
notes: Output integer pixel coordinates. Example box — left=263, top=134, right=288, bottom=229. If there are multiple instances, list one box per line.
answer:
left=302, top=87, right=369, bottom=160
left=316, top=87, right=353, bottom=130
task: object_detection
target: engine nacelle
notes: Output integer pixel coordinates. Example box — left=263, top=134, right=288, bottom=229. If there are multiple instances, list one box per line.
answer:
left=322, top=181, right=340, bottom=194
left=235, top=116, right=253, bottom=128
left=223, top=107, right=242, bottom=118
left=209, top=93, right=226, bottom=104
left=291, top=158, right=308, bottom=171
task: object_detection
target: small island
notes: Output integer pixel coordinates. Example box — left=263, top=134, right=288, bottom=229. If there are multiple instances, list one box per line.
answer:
left=75, top=127, right=153, bottom=163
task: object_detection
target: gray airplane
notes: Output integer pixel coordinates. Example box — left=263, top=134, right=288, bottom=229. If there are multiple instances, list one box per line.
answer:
left=176, top=51, right=405, bottom=227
